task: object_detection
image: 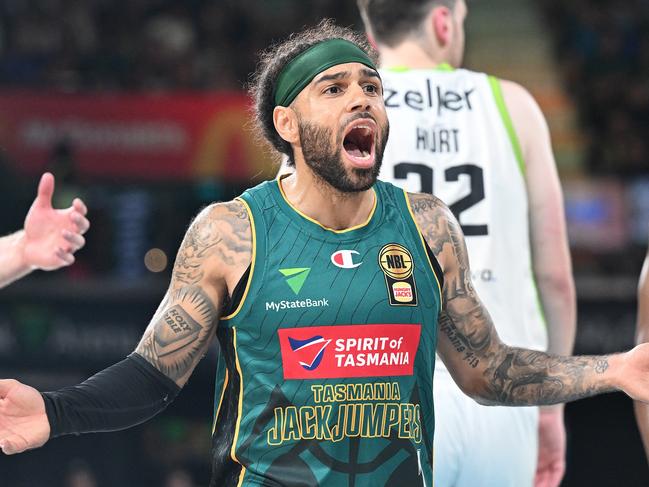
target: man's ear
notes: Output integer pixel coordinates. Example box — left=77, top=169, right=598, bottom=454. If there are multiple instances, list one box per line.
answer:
left=431, top=5, right=453, bottom=47
left=273, top=106, right=300, bottom=145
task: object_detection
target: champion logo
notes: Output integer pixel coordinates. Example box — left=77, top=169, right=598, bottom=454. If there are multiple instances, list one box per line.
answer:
left=288, top=336, right=332, bottom=371
left=331, top=250, right=362, bottom=269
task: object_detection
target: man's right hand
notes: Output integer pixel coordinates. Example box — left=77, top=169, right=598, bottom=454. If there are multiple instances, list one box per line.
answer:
left=0, top=379, right=50, bottom=455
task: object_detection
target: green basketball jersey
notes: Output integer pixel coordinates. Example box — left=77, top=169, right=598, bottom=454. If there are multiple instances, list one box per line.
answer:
left=210, top=179, right=442, bottom=487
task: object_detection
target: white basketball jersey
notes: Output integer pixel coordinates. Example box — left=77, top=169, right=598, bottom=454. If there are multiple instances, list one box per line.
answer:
left=379, top=67, right=548, bottom=365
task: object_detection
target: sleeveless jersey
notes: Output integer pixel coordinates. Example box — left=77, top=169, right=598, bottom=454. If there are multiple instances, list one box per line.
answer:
left=210, top=179, right=442, bottom=487
left=378, top=67, right=548, bottom=363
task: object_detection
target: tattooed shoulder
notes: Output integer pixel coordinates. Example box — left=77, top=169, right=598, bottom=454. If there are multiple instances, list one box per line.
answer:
left=407, top=192, right=467, bottom=267
left=172, top=199, right=252, bottom=288
left=408, top=191, right=447, bottom=215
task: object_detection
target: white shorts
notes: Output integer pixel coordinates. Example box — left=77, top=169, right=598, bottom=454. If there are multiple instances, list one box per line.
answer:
left=433, top=370, right=539, bottom=487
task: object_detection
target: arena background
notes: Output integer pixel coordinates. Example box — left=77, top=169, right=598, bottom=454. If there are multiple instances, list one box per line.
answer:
left=1, top=0, right=648, bottom=485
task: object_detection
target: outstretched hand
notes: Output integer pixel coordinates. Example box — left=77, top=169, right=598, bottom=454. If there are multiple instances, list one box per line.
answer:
left=22, top=172, right=90, bottom=270
left=0, top=379, right=50, bottom=455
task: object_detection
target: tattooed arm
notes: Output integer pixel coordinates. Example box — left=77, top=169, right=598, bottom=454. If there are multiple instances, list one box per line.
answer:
left=135, top=199, right=252, bottom=386
left=409, top=192, right=649, bottom=406
left=0, top=200, right=251, bottom=454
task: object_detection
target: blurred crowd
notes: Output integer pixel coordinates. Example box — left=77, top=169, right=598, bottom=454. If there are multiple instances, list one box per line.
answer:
left=0, top=1, right=647, bottom=273
left=2, top=0, right=648, bottom=179
left=541, top=0, right=649, bottom=177
left=0, top=0, right=357, bottom=92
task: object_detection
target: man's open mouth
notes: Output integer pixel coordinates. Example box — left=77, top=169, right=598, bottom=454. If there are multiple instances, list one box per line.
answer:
left=342, top=119, right=377, bottom=167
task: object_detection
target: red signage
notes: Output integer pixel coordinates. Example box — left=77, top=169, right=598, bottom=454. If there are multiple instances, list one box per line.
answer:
left=0, top=91, right=275, bottom=181
left=278, top=324, right=421, bottom=380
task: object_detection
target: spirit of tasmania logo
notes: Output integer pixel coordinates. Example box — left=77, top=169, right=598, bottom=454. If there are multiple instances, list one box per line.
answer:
left=278, top=324, right=421, bottom=380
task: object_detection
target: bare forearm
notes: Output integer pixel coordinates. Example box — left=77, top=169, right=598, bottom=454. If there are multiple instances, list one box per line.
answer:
left=506, top=77, right=576, bottom=356
left=537, top=273, right=576, bottom=356
left=0, top=231, right=30, bottom=289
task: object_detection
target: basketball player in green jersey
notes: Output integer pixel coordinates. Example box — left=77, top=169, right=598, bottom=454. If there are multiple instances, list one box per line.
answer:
left=0, top=172, right=89, bottom=289
left=635, top=241, right=649, bottom=464
left=2, top=21, right=649, bottom=487
left=357, top=1, right=575, bottom=486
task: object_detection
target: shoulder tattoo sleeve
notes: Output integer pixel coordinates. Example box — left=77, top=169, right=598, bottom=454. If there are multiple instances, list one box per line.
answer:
left=136, top=200, right=252, bottom=386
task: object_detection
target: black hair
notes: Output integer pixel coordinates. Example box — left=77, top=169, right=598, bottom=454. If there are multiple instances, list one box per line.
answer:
left=357, top=0, right=457, bottom=47
left=248, top=19, right=377, bottom=166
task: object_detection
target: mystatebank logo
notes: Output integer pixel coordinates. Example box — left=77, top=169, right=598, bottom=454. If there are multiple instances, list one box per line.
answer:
left=266, top=267, right=329, bottom=312
left=265, top=298, right=329, bottom=312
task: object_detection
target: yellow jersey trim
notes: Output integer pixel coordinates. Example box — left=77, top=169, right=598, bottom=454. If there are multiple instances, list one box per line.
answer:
left=404, top=190, right=443, bottom=305
left=212, top=368, right=229, bottom=435
left=221, top=198, right=256, bottom=321
left=277, top=179, right=378, bottom=234
left=229, top=327, right=247, bottom=485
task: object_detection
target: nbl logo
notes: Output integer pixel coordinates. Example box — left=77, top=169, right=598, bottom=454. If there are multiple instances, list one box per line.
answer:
left=287, top=336, right=332, bottom=371
left=378, top=243, right=418, bottom=306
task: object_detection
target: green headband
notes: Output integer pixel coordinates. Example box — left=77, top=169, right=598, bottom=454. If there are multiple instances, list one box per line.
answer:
left=274, top=38, right=377, bottom=107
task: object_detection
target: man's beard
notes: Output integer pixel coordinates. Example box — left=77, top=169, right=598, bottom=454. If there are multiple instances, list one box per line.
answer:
left=297, top=114, right=389, bottom=193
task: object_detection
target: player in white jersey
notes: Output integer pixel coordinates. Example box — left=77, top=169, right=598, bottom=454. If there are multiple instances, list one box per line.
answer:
left=358, top=1, right=576, bottom=486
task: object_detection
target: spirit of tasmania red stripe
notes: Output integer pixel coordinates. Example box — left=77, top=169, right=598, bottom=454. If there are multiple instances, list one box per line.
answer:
left=278, top=324, right=421, bottom=380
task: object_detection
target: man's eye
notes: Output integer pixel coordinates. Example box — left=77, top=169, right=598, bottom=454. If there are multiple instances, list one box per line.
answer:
left=364, top=84, right=378, bottom=94
left=324, top=86, right=341, bottom=95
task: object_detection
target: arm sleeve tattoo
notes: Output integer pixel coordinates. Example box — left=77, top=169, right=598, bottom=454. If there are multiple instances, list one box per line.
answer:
left=409, top=192, right=613, bottom=406
left=136, top=199, right=252, bottom=387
